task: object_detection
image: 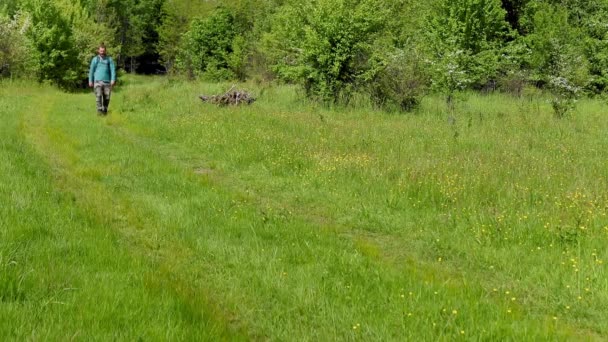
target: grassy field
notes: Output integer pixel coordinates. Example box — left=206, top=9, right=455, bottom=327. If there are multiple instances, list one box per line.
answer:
left=1, top=75, right=607, bottom=340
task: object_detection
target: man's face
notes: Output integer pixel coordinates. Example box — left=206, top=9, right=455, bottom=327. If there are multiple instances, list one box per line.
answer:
left=98, top=47, right=106, bottom=56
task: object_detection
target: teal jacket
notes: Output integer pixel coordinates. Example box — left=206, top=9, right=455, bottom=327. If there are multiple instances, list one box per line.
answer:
left=89, top=55, right=116, bottom=83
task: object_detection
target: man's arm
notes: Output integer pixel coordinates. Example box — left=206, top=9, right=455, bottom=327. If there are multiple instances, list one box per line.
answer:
left=110, top=58, right=116, bottom=86
left=88, top=57, right=96, bottom=87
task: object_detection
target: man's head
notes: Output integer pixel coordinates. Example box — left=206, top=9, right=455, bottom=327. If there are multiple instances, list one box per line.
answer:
left=98, top=43, right=106, bottom=57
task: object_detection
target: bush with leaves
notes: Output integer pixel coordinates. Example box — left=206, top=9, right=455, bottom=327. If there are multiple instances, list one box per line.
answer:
left=513, top=0, right=607, bottom=93
left=584, top=34, right=608, bottom=94
left=0, top=10, right=37, bottom=78
left=428, top=48, right=475, bottom=110
left=21, top=0, right=81, bottom=88
left=157, top=0, right=208, bottom=73
left=0, top=0, right=20, bottom=15
left=525, top=4, right=588, bottom=86
left=175, top=7, right=245, bottom=81
left=548, top=76, right=581, bottom=118
left=263, top=0, right=389, bottom=103
left=580, top=4, right=608, bottom=93
left=369, top=47, right=428, bottom=112
left=54, top=0, right=116, bottom=86
left=524, top=3, right=589, bottom=116
left=424, top=0, right=510, bottom=105
left=493, top=38, right=532, bottom=96
left=88, top=0, right=164, bottom=71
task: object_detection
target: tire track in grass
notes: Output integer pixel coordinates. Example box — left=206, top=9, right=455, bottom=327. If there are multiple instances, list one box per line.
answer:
left=17, top=90, right=248, bottom=340
left=1, top=88, right=216, bottom=340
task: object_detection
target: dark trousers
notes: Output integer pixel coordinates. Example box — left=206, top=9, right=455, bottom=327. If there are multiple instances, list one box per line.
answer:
left=94, top=81, right=112, bottom=113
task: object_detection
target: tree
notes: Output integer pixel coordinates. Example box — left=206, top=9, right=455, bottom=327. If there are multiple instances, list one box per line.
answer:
left=500, top=0, right=530, bottom=34
left=80, top=0, right=164, bottom=72
left=157, top=0, right=217, bottom=73
left=54, top=0, right=115, bottom=85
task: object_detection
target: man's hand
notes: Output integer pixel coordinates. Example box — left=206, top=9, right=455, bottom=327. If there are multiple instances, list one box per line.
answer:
left=111, top=81, right=116, bottom=87
left=88, top=82, right=93, bottom=88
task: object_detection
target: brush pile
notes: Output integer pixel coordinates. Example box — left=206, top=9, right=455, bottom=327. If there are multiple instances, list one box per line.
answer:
left=199, top=86, right=256, bottom=106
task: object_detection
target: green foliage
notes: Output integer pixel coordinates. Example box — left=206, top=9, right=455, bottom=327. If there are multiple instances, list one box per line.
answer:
left=369, top=47, right=428, bottom=112
left=108, top=0, right=144, bottom=67
left=263, top=0, right=389, bottom=103
left=157, top=0, right=195, bottom=72
left=424, top=0, right=510, bottom=104
left=175, top=8, right=242, bottom=80
left=428, top=49, right=474, bottom=108
left=428, top=0, right=509, bottom=55
left=0, top=11, right=37, bottom=78
left=585, top=36, right=608, bottom=93
left=80, top=0, right=163, bottom=70
left=2, top=0, right=116, bottom=87
left=579, top=3, right=608, bottom=93
left=0, top=0, right=20, bottom=15
left=4, top=0, right=608, bottom=99
left=525, top=4, right=588, bottom=85
left=524, top=3, right=588, bottom=116
left=548, top=76, right=581, bottom=118
left=500, top=0, right=531, bottom=34
left=56, top=0, right=115, bottom=84
left=23, top=0, right=80, bottom=88
left=159, top=0, right=280, bottom=76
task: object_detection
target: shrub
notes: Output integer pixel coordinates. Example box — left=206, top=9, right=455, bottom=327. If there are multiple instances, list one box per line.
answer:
left=58, top=1, right=116, bottom=87
left=369, top=48, right=427, bottom=112
left=175, top=8, right=244, bottom=81
left=427, top=47, right=474, bottom=109
left=23, top=0, right=81, bottom=88
left=424, top=0, right=510, bottom=104
left=494, top=39, right=532, bottom=97
left=582, top=10, right=608, bottom=93
left=263, top=0, right=389, bottom=103
left=549, top=76, right=581, bottom=118
left=0, top=11, right=37, bottom=79
left=524, top=4, right=589, bottom=116
left=525, top=4, right=589, bottom=86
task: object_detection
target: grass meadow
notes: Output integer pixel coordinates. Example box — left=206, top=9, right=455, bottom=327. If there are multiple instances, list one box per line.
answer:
left=1, top=75, right=607, bottom=340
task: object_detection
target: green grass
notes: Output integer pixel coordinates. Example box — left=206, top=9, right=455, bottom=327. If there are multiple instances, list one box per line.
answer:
left=1, top=75, right=607, bottom=340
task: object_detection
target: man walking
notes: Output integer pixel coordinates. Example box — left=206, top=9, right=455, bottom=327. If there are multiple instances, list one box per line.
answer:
left=88, top=43, right=116, bottom=116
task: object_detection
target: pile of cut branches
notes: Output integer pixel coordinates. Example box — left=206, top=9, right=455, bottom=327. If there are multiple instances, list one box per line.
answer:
left=199, top=86, right=256, bottom=106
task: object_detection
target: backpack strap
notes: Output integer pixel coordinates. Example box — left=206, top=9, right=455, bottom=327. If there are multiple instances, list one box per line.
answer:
left=93, top=55, right=105, bottom=73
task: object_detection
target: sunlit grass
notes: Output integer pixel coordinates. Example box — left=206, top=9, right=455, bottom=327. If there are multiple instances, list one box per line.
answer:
left=1, top=76, right=606, bottom=340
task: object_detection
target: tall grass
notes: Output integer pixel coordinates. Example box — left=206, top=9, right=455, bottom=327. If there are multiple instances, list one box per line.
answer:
left=1, top=76, right=606, bottom=340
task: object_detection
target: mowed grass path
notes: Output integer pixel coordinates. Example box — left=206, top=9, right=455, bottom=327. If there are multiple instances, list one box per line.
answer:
left=1, top=77, right=607, bottom=340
